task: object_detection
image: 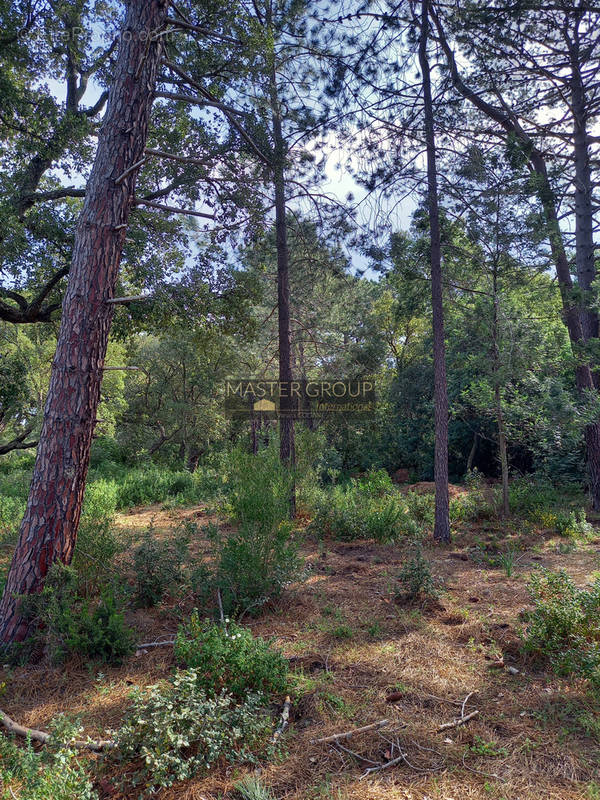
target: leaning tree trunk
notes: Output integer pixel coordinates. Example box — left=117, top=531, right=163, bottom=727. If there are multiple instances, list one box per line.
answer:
left=419, top=0, right=450, bottom=543
left=0, top=0, right=170, bottom=645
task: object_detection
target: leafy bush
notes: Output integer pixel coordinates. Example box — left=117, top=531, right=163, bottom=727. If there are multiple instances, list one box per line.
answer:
left=0, top=495, right=25, bottom=542
left=115, top=468, right=201, bottom=509
left=131, top=523, right=191, bottom=607
left=308, top=475, right=422, bottom=543
left=555, top=509, right=593, bottom=539
left=73, top=517, right=123, bottom=596
left=0, top=715, right=97, bottom=800
left=522, top=569, right=600, bottom=689
left=508, top=477, right=562, bottom=516
left=175, top=613, right=288, bottom=698
left=81, top=478, right=118, bottom=521
left=210, top=519, right=300, bottom=617
left=115, top=669, right=272, bottom=791
left=396, top=546, right=438, bottom=601
left=20, top=563, right=134, bottom=665
left=211, top=448, right=301, bottom=616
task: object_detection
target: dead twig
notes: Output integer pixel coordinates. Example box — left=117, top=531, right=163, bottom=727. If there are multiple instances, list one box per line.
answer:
left=311, top=719, right=389, bottom=745
left=0, top=709, right=114, bottom=752
left=272, top=696, right=291, bottom=744
left=437, top=709, right=479, bottom=732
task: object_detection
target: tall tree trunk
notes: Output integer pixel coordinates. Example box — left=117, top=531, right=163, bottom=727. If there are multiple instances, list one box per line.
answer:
left=0, top=0, right=169, bottom=645
left=569, top=41, right=598, bottom=346
left=269, top=47, right=296, bottom=516
left=418, top=0, right=450, bottom=543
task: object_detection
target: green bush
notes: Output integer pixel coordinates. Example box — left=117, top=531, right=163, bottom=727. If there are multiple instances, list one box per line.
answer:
left=210, top=519, right=300, bottom=617
left=20, top=563, right=134, bottom=665
left=308, top=474, right=422, bottom=543
left=0, top=495, right=25, bottom=542
left=175, top=613, right=288, bottom=698
left=555, top=509, right=593, bottom=539
left=73, top=517, right=123, bottom=596
left=81, top=478, right=118, bottom=521
left=211, top=448, right=301, bottom=616
left=131, top=523, right=191, bottom=607
left=115, top=669, right=272, bottom=791
left=396, top=546, right=438, bottom=601
left=0, top=715, right=97, bottom=800
left=115, top=468, right=200, bottom=509
left=522, top=569, right=600, bottom=689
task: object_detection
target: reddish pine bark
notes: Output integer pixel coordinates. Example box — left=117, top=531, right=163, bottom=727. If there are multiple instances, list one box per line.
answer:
left=0, top=0, right=170, bottom=644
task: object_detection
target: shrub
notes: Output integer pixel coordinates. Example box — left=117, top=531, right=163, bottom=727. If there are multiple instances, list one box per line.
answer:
left=308, top=477, right=421, bottom=543
left=20, top=563, right=134, bottom=665
left=115, top=468, right=201, bottom=509
left=175, top=613, right=288, bottom=698
left=404, top=491, right=435, bottom=526
left=115, top=670, right=272, bottom=791
left=211, top=448, right=301, bottom=616
left=396, top=547, right=438, bottom=601
left=72, top=517, right=123, bottom=596
left=555, top=509, right=593, bottom=539
left=210, top=519, right=300, bottom=617
left=522, top=569, right=600, bottom=689
left=81, top=478, right=118, bottom=521
left=131, top=523, right=190, bottom=607
left=0, top=715, right=97, bottom=800
left=0, top=495, right=25, bottom=542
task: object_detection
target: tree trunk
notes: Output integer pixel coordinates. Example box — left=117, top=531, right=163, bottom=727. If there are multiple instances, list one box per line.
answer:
left=570, top=45, right=598, bottom=345
left=466, top=432, right=478, bottom=473
left=269, top=55, right=296, bottom=517
left=419, top=0, right=450, bottom=543
left=0, top=0, right=169, bottom=645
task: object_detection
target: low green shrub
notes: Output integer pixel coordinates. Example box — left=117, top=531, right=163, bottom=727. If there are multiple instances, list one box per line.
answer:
left=115, top=468, right=200, bottom=509
left=0, top=495, right=25, bottom=542
left=522, top=569, right=600, bottom=690
left=555, top=509, right=593, bottom=539
left=175, top=613, right=288, bottom=698
left=210, top=519, right=300, bottom=617
left=0, top=715, right=97, bottom=800
left=72, top=517, right=123, bottom=596
left=81, top=478, right=118, bottom=521
left=131, top=523, right=191, bottom=607
left=115, top=669, right=272, bottom=791
left=20, top=563, right=134, bottom=665
left=396, top=546, right=438, bottom=601
left=308, top=475, right=422, bottom=543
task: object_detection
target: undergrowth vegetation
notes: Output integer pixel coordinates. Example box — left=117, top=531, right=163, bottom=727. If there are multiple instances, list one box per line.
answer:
left=175, top=614, right=289, bottom=698
left=522, top=569, right=600, bottom=692
left=114, top=670, right=272, bottom=791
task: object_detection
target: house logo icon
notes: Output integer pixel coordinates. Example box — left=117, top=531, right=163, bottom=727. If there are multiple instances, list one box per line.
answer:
left=253, top=398, right=276, bottom=412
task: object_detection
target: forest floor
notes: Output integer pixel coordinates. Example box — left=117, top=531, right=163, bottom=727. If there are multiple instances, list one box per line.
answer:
left=2, top=493, right=600, bottom=800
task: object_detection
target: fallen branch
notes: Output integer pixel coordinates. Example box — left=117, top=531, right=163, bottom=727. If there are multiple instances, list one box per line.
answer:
left=311, top=719, right=389, bottom=745
left=135, top=639, right=176, bottom=651
left=0, top=709, right=114, bottom=752
left=272, top=695, right=291, bottom=744
left=437, top=709, right=479, bottom=732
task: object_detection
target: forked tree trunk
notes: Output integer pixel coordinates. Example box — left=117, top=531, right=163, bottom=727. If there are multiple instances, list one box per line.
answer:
left=419, top=0, right=450, bottom=543
left=0, top=0, right=170, bottom=645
